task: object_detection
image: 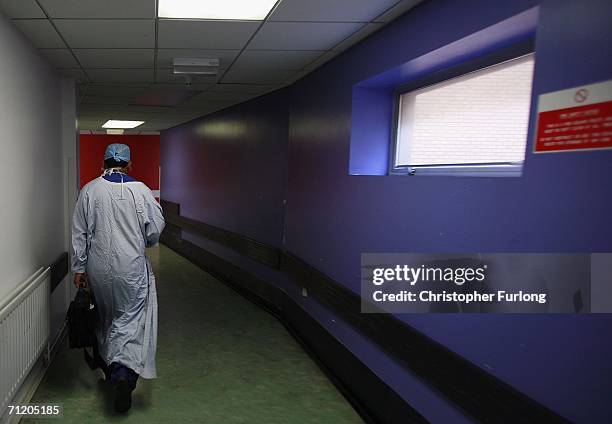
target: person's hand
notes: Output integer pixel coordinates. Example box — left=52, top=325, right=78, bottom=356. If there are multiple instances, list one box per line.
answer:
left=74, top=273, right=88, bottom=288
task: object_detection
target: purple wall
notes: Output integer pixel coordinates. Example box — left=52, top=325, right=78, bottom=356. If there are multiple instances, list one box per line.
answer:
left=161, top=0, right=612, bottom=422
left=161, top=90, right=289, bottom=247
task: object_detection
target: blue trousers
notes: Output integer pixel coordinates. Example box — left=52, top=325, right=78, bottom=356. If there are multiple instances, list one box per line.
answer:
left=110, top=362, right=139, bottom=389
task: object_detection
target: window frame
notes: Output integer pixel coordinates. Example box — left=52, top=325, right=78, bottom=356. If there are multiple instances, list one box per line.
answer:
left=389, top=40, right=535, bottom=177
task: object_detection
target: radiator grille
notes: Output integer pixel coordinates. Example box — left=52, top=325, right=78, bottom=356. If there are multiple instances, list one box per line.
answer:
left=0, top=267, right=50, bottom=415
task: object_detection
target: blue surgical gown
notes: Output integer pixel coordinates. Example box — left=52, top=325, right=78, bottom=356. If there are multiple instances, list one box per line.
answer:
left=71, top=173, right=165, bottom=379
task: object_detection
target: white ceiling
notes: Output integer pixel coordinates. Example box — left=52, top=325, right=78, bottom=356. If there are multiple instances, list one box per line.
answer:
left=0, top=0, right=424, bottom=132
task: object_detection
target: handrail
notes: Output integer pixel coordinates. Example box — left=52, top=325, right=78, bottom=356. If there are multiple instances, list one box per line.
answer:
left=0, top=267, right=49, bottom=319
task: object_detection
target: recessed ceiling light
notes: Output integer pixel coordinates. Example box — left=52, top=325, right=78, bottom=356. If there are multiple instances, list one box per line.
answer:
left=106, top=129, right=125, bottom=135
left=158, top=0, right=278, bottom=20
left=102, top=120, right=145, bottom=129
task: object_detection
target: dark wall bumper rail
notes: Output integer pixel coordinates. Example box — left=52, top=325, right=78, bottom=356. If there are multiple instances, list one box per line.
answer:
left=159, top=199, right=570, bottom=424
left=50, top=252, right=69, bottom=293
left=161, top=200, right=280, bottom=268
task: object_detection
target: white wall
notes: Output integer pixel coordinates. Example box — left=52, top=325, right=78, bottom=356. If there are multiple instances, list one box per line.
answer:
left=0, top=9, right=76, bottom=330
left=49, top=78, right=78, bottom=339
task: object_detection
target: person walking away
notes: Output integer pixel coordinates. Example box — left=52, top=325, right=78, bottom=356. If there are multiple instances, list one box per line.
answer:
left=71, top=143, right=165, bottom=413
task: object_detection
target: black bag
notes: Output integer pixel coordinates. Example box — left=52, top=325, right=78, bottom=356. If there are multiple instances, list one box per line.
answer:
left=66, top=286, right=109, bottom=377
left=67, top=287, right=96, bottom=348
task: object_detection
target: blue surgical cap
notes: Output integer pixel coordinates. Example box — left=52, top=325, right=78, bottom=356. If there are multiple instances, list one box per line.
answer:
left=104, top=143, right=131, bottom=162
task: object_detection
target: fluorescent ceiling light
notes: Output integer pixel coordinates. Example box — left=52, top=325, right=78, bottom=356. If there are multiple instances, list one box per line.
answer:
left=158, top=0, right=278, bottom=20
left=106, top=129, right=124, bottom=135
left=102, top=120, right=144, bottom=129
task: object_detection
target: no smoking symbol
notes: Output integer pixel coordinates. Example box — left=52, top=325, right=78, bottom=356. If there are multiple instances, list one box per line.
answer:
left=574, top=88, right=589, bottom=103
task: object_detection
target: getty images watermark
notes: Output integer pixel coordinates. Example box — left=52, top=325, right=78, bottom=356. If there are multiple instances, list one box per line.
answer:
left=360, top=253, right=612, bottom=313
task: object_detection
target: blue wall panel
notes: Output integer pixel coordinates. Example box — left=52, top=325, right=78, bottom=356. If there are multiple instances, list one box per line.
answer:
left=161, top=90, right=289, bottom=248
left=161, top=0, right=612, bottom=421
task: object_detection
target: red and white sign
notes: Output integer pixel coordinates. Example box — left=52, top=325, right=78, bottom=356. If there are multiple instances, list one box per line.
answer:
left=534, top=80, right=612, bottom=153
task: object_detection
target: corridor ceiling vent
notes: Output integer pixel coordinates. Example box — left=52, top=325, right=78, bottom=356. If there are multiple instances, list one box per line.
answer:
left=102, top=120, right=145, bottom=129
left=158, top=0, right=278, bottom=21
left=173, top=58, right=220, bottom=75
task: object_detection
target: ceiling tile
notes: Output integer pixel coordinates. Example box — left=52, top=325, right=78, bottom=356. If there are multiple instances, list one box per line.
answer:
left=158, top=109, right=197, bottom=117
left=158, top=20, right=259, bottom=49
left=284, top=69, right=311, bottom=85
left=38, top=0, right=154, bottom=18
left=157, top=49, right=240, bottom=69
left=86, top=68, right=153, bottom=83
left=160, top=110, right=208, bottom=121
left=12, top=19, right=64, bottom=48
left=39, top=48, right=79, bottom=68
left=78, top=114, right=110, bottom=121
left=95, top=109, right=161, bottom=120
left=77, top=119, right=105, bottom=130
left=222, top=68, right=293, bottom=84
left=155, top=68, right=221, bottom=84
left=175, top=104, right=235, bottom=116
left=253, top=85, right=284, bottom=97
left=167, top=112, right=216, bottom=123
left=247, top=22, right=362, bottom=50
left=136, top=120, right=184, bottom=131
left=232, top=50, right=324, bottom=70
left=208, top=83, right=281, bottom=94
left=152, top=83, right=214, bottom=93
left=57, top=68, right=89, bottom=81
left=372, top=0, right=423, bottom=23
left=0, top=0, right=44, bottom=18
left=81, top=95, right=131, bottom=105
left=187, top=91, right=252, bottom=104
left=54, top=19, right=155, bottom=48
left=303, top=50, right=342, bottom=71
left=269, top=0, right=399, bottom=22
left=75, top=49, right=154, bottom=68
left=122, top=105, right=171, bottom=114
left=168, top=103, right=209, bottom=112
left=173, top=98, right=231, bottom=108
left=79, top=104, right=120, bottom=113
left=331, top=23, right=384, bottom=51
left=81, top=84, right=149, bottom=97
left=133, top=87, right=199, bottom=106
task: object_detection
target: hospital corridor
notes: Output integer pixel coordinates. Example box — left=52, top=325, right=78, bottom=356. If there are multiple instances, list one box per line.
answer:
left=24, top=245, right=361, bottom=423
left=1, top=1, right=611, bottom=423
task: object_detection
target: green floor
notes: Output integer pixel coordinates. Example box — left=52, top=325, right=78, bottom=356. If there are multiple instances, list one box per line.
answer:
left=25, top=244, right=363, bottom=423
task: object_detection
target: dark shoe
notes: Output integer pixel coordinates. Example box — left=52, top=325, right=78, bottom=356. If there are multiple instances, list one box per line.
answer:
left=84, top=348, right=109, bottom=377
left=114, top=377, right=132, bottom=413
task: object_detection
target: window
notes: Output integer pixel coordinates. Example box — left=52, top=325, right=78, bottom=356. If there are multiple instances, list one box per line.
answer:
left=393, top=54, right=535, bottom=176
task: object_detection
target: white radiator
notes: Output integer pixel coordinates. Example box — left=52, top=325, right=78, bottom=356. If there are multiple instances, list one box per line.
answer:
left=0, top=267, right=51, bottom=416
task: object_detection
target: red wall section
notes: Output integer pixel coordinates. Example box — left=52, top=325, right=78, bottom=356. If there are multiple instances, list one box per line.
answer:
left=80, top=134, right=160, bottom=191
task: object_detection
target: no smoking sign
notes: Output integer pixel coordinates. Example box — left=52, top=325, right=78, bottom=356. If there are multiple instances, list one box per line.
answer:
left=534, top=80, right=612, bottom=153
left=574, top=88, right=589, bottom=103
